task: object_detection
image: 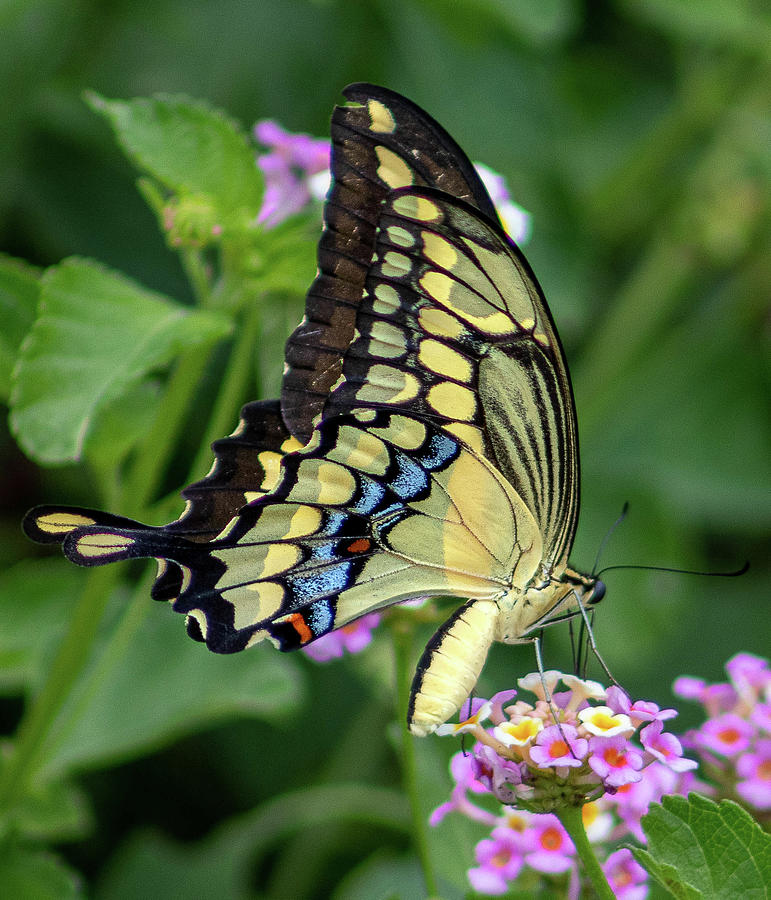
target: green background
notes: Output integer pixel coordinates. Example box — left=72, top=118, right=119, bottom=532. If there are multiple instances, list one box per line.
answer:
left=1, top=1, right=769, bottom=897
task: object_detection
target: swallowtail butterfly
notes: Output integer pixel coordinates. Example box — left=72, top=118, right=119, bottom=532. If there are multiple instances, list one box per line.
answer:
left=23, top=84, right=605, bottom=736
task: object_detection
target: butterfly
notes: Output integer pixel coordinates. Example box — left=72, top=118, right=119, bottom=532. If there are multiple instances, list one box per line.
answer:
left=23, top=84, right=605, bottom=737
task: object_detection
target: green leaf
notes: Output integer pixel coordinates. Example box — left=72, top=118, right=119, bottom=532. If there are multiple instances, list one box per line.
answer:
left=84, top=379, right=162, bottom=476
left=0, top=254, right=40, bottom=401
left=9, top=257, right=231, bottom=464
left=9, top=779, right=91, bottom=842
left=86, top=92, right=264, bottom=222
left=0, top=559, right=82, bottom=694
left=38, top=587, right=305, bottom=777
left=0, top=842, right=82, bottom=899
left=633, top=793, right=771, bottom=899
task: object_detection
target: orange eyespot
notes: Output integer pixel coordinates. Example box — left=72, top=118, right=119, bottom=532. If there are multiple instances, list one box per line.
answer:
left=287, top=613, right=313, bottom=644
left=347, top=538, right=372, bottom=554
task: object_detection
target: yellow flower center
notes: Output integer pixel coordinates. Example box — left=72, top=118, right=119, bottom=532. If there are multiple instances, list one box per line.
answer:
left=592, top=711, right=621, bottom=731
left=549, top=739, right=569, bottom=758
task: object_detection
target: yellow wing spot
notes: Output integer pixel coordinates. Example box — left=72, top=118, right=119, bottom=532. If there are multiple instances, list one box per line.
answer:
left=259, top=542, right=301, bottom=579
left=243, top=491, right=263, bottom=503
left=420, top=272, right=516, bottom=335
left=75, top=532, right=136, bottom=558
left=379, top=251, right=411, bottom=278
left=356, top=365, right=420, bottom=405
left=533, top=331, right=549, bottom=346
left=256, top=449, right=284, bottom=492
left=281, top=435, right=303, bottom=453
left=292, top=459, right=357, bottom=505
left=375, top=146, right=413, bottom=189
left=368, top=320, right=408, bottom=359
left=354, top=408, right=377, bottom=423
left=420, top=270, right=452, bottom=302
left=520, top=317, right=535, bottom=331
left=370, top=414, right=426, bottom=450
left=418, top=338, right=473, bottom=381
left=387, top=225, right=415, bottom=248
left=372, top=283, right=401, bottom=315
left=418, top=306, right=466, bottom=339
left=231, top=580, right=285, bottom=630
left=422, top=231, right=458, bottom=269
left=334, top=425, right=390, bottom=475
left=35, top=510, right=98, bottom=534
left=367, top=99, right=396, bottom=134
left=179, top=566, right=192, bottom=594
left=427, top=381, right=476, bottom=421
left=392, top=193, right=441, bottom=222
left=245, top=628, right=271, bottom=649
left=442, top=422, right=485, bottom=455
left=301, top=430, right=323, bottom=454
left=329, top=372, right=346, bottom=393
left=186, top=609, right=208, bottom=639
left=286, top=504, right=323, bottom=539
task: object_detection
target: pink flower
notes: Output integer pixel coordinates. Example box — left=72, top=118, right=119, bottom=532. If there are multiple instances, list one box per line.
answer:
left=518, top=814, right=575, bottom=874
left=603, top=848, right=648, bottom=899
left=471, top=745, right=527, bottom=805
left=607, top=686, right=677, bottom=724
left=696, top=713, right=754, bottom=756
left=726, top=652, right=770, bottom=691
left=736, top=738, right=771, bottom=810
left=254, top=120, right=330, bottom=227
left=640, top=720, right=698, bottom=773
left=588, top=736, right=643, bottom=788
left=301, top=613, right=380, bottom=662
left=529, top=725, right=587, bottom=768
left=467, top=828, right=524, bottom=894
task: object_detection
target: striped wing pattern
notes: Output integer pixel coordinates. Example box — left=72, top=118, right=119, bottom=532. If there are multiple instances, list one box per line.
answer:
left=325, top=188, right=579, bottom=573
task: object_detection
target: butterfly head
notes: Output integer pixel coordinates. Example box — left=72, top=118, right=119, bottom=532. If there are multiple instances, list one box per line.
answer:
left=560, top=566, right=606, bottom=610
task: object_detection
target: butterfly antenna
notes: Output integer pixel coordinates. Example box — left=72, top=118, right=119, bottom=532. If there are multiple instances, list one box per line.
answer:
left=595, top=561, right=750, bottom=579
left=592, top=501, right=629, bottom=576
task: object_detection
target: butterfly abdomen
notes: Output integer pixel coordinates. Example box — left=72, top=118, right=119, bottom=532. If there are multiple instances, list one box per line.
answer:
left=408, top=597, right=499, bottom=736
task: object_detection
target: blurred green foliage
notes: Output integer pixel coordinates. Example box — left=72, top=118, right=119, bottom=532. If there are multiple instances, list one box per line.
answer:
left=0, top=0, right=769, bottom=897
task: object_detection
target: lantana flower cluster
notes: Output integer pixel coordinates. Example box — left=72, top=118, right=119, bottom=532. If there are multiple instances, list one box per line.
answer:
left=674, top=652, right=770, bottom=816
left=430, top=672, right=696, bottom=897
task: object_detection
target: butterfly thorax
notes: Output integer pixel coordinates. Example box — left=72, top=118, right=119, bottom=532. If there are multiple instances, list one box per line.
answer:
left=494, top=566, right=605, bottom=645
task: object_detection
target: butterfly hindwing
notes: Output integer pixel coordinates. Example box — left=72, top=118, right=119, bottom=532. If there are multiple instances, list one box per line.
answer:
left=281, top=83, right=502, bottom=443
left=62, top=409, right=543, bottom=656
left=22, top=399, right=301, bottom=603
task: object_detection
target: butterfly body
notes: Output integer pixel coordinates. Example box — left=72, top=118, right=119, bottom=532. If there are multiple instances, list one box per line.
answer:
left=23, top=85, right=604, bottom=736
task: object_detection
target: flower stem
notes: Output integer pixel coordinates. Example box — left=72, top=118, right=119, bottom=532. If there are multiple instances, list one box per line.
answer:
left=392, top=625, right=439, bottom=898
left=0, top=566, right=118, bottom=810
left=555, top=804, right=615, bottom=900
left=185, top=297, right=264, bottom=486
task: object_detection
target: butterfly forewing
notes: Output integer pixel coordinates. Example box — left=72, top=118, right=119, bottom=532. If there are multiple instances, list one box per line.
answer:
left=324, top=188, right=579, bottom=572
left=281, top=83, right=502, bottom=443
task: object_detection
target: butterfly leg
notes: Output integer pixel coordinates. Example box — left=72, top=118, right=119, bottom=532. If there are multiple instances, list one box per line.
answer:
left=569, top=589, right=619, bottom=687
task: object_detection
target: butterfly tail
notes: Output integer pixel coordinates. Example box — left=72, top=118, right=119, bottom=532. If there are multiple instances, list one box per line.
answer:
left=22, top=505, right=196, bottom=569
